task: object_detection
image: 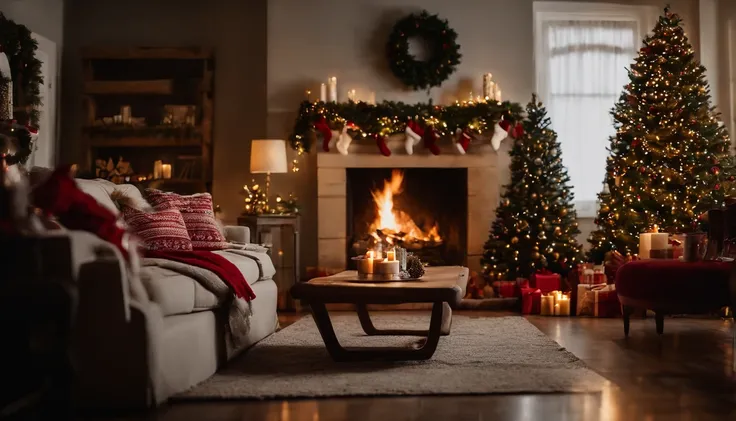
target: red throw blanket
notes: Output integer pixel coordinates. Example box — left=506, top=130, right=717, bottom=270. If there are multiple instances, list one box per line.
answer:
left=145, top=250, right=256, bottom=301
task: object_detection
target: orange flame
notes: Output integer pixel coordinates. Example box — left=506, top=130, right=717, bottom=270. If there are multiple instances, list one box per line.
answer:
left=368, top=170, right=441, bottom=243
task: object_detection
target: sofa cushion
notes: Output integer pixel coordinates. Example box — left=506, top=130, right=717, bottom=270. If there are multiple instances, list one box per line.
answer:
left=122, top=207, right=193, bottom=251
left=140, top=265, right=223, bottom=316
left=75, top=178, right=118, bottom=214
left=213, top=249, right=276, bottom=283
left=145, top=190, right=228, bottom=250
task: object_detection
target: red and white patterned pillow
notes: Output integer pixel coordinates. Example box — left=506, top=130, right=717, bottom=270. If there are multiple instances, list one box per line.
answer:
left=122, top=206, right=193, bottom=251
left=145, top=190, right=228, bottom=250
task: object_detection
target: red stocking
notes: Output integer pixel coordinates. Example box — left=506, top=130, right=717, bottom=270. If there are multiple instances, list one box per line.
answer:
left=511, top=123, right=525, bottom=139
left=375, top=135, right=391, bottom=156
left=423, top=127, right=441, bottom=155
left=454, top=128, right=471, bottom=154
left=314, top=117, right=332, bottom=152
left=32, top=166, right=130, bottom=259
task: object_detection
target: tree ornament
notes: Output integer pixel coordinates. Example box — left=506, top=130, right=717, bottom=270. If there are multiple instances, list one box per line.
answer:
left=404, top=119, right=423, bottom=155
left=386, top=11, right=461, bottom=91
left=454, top=127, right=471, bottom=154
left=711, top=166, right=720, bottom=175
left=511, top=236, right=519, bottom=244
left=533, top=157, right=543, bottom=166
left=490, top=121, right=508, bottom=151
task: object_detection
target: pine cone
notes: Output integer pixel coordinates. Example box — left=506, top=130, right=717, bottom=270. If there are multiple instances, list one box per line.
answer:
left=406, top=255, right=425, bottom=279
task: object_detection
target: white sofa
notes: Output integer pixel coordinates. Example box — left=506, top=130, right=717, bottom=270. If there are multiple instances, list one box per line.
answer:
left=62, top=179, right=278, bottom=409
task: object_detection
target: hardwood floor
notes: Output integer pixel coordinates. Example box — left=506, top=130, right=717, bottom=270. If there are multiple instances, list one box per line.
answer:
left=84, top=312, right=736, bottom=421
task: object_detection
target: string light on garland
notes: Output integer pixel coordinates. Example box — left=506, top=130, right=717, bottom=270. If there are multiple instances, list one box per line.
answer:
left=587, top=6, right=732, bottom=262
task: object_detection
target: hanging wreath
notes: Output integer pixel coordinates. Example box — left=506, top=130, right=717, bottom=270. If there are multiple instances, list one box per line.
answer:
left=386, top=11, right=461, bottom=91
left=0, top=13, right=43, bottom=165
left=0, top=13, right=43, bottom=127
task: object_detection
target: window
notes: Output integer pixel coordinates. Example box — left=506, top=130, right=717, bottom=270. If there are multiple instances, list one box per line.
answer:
left=534, top=2, right=657, bottom=217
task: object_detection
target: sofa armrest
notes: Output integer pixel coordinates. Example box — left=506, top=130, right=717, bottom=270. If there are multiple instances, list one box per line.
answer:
left=224, top=225, right=251, bottom=244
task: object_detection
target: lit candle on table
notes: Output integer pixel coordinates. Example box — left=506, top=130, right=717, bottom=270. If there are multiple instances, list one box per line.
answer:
left=387, top=249, right=396, bottom=261
left=358, top=251, right=375, bottom=275
left=375, top=257, right=400, bottom=279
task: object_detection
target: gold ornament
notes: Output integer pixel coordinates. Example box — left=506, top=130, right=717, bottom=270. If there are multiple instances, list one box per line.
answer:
left=511, top=236, right=519, bottom=244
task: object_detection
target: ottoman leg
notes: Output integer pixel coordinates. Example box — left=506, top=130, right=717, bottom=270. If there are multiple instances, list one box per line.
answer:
left=623, top=305, right=634, bottom=337
left=655, top=312, right=665, bottom=335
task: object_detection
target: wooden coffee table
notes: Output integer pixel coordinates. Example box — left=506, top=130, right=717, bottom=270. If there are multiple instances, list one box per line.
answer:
left=291, top=266, right=469, bottom=362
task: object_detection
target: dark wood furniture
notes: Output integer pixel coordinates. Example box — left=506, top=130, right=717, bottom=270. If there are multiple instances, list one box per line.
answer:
left=291, top=266, right=469, bottom=362
left=237, top=214, right=300, bottom=311
left=80, top=47, right=214, bottom=193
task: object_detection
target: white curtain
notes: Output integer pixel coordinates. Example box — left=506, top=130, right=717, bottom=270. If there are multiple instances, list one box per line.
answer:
left=541, top=20, right=637, bottom=217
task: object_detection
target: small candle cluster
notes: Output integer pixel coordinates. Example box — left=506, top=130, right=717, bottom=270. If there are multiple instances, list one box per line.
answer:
left=153, top=160, right=172, bottom=180
left=356, top=247, right=401, bottom=281
left=540, top=291, right=570, bottom=316
left=482, top=73, right=502, bottom=102
left=314, top=76, right=376, bottom=105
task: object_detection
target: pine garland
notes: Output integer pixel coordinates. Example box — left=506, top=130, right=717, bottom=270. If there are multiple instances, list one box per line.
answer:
left=0, top=13, right=43, bottom=128
left=289, top=99, right=523, bottom=152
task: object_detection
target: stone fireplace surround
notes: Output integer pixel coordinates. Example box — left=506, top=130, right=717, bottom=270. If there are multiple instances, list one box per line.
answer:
left=317, top=141, right=499, bottom=274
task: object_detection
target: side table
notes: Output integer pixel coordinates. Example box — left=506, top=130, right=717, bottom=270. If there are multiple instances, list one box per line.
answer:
left=237, top=214, right=300, bottom=311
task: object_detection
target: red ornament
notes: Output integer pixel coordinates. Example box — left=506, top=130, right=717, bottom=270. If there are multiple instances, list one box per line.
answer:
left=631, top=138, right=640, bottom=148
left=639, top=166, right=646, bottom=173
left=715, top=183, right=722, bottom=191
left=712, top=166, right=721, bottom=175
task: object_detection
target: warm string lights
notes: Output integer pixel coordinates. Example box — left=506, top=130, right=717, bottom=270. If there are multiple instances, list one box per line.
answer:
left=587, top=7, right=733, bottom=262
left=289, top=99, right=523, bottom=152
left=481, top=95, right=583, bottom=281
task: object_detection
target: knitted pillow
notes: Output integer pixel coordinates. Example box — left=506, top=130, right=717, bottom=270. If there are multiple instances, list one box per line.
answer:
left=122, top=206, right=193, bottom=251
left=145, top=190, right=228, bottom=250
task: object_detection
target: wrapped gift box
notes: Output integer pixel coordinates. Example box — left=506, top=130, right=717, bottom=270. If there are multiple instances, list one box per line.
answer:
left=578, top=284, right=621, bottom=317
left=532, top=270, right=561, bottom=294
left=576, top=283, right=607, bottom=315
left=521, top=287, right=542, bottom=314
left=492, top=278, right=529, bottom=298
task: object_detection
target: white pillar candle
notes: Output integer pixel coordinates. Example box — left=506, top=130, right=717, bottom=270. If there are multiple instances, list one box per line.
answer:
left=320, top=83, right=327, bottom=102
left=558, top=296, right=570, bottom=316
left=495, top=88, right=502, bottom=102
left=639, top=233, right=653, bottom=259
left=483, top=73, right=493, bottom=99
left=541, top=295, right=554, bottom=316
left=162, top=164, right=172, bottom=179
left=376, top=259, right=400, bottom=274
left=651, top=233, right=669, bottom=251
left=347, top=89, right=357, bottom=102
left=328, top=77, right=337, bottom=102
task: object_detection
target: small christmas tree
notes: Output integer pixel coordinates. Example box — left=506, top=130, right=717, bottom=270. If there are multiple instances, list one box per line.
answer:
left=482, top=95, right=582, bottom=281
left=588, top=6, right=732, bottom=262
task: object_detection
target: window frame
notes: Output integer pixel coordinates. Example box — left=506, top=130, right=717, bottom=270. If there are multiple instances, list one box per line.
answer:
left=533, top=2, right=658, bottom=217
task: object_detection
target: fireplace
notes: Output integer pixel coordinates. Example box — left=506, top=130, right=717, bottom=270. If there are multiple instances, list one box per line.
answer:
left=316, top=146, right=499, bottom=273
left=346, top=168, right=467, bottom=267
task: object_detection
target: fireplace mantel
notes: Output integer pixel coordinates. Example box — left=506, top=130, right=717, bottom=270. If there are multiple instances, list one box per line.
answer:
left=316, top=142, right=500, bottom=273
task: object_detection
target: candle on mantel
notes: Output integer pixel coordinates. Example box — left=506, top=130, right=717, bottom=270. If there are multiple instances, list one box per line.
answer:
left=162, top=164, right=172, bottom=179
left=327, top=77, right=337, bottom=102
left=368, top=92, right=376, bottom=105
left=347, top=89, right=357, bottom=102
left=320, top=83, right=327, bottom=102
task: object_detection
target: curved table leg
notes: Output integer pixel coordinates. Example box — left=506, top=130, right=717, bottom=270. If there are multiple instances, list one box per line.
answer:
left=356, top=303, right=452, bottom=336
left=309, top=301, right=444, bottom=362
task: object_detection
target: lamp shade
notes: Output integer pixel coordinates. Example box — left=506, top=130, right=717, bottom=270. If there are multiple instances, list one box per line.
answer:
left=250, top=139, right=288, bottom=174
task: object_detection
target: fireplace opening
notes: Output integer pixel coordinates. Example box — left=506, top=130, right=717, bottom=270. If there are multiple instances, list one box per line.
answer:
left=346, top=168, right=468, bottom=268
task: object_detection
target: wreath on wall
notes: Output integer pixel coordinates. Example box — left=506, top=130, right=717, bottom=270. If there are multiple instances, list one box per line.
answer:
left=386, top=11, right=461, bottom=91
left=0, top=13, right=44, bottom=165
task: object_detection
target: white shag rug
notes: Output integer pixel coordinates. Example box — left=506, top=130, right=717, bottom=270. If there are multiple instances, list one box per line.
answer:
left=175, top=315, right=607, bottom=400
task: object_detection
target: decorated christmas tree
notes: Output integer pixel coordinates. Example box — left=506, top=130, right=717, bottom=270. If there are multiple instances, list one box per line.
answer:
left=587, top=7, right=732, bottom=262
left=481, top=96, right=582, bottom=281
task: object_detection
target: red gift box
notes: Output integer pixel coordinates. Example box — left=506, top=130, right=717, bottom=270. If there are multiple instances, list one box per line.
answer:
left=492, top=278, right=529, bottom=298
left=521, top=287, right=542, bottom=314
left=532, top=270, right=561, bottom=294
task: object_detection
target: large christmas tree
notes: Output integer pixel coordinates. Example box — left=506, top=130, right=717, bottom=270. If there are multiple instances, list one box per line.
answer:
left=588, top=7, right=732, bottom=262
left=482, top=95, right=582, bottom=281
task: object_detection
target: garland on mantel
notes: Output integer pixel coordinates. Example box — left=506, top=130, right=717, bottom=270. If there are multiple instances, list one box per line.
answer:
left=290, top=99, right=524, bottom=156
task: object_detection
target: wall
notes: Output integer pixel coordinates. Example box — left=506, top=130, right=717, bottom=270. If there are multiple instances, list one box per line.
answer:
left=267, top=0, right=699, bottom=269
left=0, top=0, right=64, bottom=45
left=60, top=0, right=267, bottom=224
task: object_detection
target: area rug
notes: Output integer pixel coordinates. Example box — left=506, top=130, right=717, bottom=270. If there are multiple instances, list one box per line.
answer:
left=175, top=315, right=608, bottom=400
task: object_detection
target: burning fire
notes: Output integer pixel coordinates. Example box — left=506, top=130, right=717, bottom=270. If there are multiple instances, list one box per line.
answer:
left=369, top=170, right=441, bottom=244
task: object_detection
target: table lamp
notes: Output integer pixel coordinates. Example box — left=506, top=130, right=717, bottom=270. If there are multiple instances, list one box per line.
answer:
left=250, top=139, right=288, bottom=212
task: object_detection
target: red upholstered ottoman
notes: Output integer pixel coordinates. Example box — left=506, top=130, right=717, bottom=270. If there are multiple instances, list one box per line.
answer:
left=615, top=260, right=733, bottom=336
